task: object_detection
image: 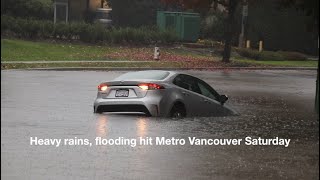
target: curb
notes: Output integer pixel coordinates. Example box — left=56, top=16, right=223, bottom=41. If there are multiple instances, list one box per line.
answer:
left=18, top=67, right=318, bottom=71
left=1, top=60, right=153, bottom=63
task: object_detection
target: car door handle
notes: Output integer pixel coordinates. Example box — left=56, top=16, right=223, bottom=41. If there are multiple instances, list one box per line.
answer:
left=182, top=91, right=189, bottom=96
left=203, top=99, right=210, bottom=104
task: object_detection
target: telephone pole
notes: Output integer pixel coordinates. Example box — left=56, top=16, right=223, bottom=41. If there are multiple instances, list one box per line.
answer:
left=238, top=0, right=248, bottom=48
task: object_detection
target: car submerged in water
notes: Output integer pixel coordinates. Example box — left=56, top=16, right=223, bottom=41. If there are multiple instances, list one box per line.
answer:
left=94, top=70, right=237, bottom=118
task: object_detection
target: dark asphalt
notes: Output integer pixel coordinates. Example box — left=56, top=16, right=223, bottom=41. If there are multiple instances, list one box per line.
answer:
left=1, top=70, right=319, bottom=180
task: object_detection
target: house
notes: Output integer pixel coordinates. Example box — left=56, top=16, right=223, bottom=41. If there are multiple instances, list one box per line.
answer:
left=53, top=0, right=109, bottom=23
left=53, top=0, right=168, bottom=26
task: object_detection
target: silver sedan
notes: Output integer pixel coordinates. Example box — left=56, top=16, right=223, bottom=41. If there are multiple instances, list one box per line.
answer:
left=94, top=70, right=237, bottom=117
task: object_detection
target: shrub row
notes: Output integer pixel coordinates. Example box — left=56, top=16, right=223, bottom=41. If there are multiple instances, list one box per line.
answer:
left=1, top=15, right=179, bottom=44
left=236, top=48, right=309, bottom=61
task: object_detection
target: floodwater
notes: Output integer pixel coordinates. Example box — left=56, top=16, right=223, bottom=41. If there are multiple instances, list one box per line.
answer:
left=1, top=70, right=319, bottom=180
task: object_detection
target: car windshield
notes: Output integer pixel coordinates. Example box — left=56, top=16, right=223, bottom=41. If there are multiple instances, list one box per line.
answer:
left=115, top=71, right=170, bottom=80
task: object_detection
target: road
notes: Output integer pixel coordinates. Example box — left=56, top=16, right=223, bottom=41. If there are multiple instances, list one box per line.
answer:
left=1, top=70, right=319, bottom=180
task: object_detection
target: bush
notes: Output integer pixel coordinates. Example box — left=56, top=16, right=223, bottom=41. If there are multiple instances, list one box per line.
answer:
left=53, top=22, right=70, bottom=39
left=197, top=39, right=224, bottom=49
left=258, top=51, right=284, bottom=61
left=1, top=15, right=179, bottom=44
left=236, top=48, right=309, bottom=61
left=1, top=15, right=15, bottom=31
left=39, top=21, right=54, bottom=38
left=278, top=51, right=308, bottom=61
left=236, top=48, right=262, bottom=60
left=22, top=20, right=41, bottom=38
left=159, top=28, right=179, bottom=43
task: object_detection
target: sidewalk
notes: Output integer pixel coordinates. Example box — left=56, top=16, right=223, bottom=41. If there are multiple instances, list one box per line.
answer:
left=22, top=67, right=317, bottom=71
left=1, top=60, right=317, bottom=71
left=1, top=60, right=153, bottom=63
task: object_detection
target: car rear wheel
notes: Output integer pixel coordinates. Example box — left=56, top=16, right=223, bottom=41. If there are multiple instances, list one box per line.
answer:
left=170, top=103, right=186, bottom=118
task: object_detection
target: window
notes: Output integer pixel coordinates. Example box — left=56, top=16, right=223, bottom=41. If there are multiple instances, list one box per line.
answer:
left=115, top=71, right=170, bottom=80
left=196, top=80, right=220, bottom=100
left=173, top=74, right=201, bottom=94
left=173, top=74, right=189, bottom=90
left=174, top=74, right=220, bottom=100
left=53, top=0, right=68, bottom=24
left=197, top=82, right=216, bottom=99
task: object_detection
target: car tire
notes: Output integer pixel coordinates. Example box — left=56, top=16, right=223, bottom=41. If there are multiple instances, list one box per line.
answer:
left=170, top=103, right=186, bottom=118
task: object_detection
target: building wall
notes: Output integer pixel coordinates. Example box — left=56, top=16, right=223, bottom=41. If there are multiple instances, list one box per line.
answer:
left=68, top=0, right=87, bottom=21
left=89, top=0, right=101, bottom=10
left=68, top=0, right=101, bottom=22
left=110, top=0, right=165, bottom=27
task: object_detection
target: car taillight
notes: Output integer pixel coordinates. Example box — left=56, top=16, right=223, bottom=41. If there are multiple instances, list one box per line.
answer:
left=98, top=83, right=108, bottom=91
left=138, top=83, right=164, bottom=90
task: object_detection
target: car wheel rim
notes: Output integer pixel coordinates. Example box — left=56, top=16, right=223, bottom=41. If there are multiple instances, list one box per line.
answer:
left=173, top=111, right=182, bottom=118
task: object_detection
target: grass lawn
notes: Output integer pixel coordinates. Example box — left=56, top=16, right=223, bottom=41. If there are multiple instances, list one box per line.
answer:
left=1, top=62, right=183, bottom=69
left=1, top=39, right=115, bottom=61
left=1, top=38, right=318, bottom=69
left=236, top=58, right=318, bottom=67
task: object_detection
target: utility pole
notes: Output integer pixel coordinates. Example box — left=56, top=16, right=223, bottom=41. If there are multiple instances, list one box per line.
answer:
left=316, top=37, right=319, bottom=114
left=238, top=0, right=248, bottom=48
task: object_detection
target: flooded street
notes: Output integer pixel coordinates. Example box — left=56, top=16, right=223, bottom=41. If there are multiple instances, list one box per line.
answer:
left=1, top=70, right=319, bottom=180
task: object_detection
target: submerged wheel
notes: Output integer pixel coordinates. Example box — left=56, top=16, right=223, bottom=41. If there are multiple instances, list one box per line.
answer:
left=170, top=103, right=186, bottom=118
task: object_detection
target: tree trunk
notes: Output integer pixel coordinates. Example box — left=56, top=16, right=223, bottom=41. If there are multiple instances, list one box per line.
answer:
left=222, top=0, right=239, bottom=63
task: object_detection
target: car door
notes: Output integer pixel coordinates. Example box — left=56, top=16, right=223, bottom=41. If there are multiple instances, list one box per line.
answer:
left=172, top=74, right=206, bottom=116
left=193, top=78, right=227, bottom=116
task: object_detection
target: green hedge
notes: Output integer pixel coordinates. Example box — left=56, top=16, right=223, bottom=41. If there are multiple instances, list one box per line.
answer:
left=236, top=48, right=309, bottom=61
left=1, top=15, right=179, bottom=44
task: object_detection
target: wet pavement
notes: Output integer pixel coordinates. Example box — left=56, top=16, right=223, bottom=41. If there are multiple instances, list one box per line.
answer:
left=1, top=70, right=319, bottom=180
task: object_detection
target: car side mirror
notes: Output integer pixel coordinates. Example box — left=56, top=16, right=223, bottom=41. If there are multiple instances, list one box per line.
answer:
left=219, top=95, right=228, bottom=105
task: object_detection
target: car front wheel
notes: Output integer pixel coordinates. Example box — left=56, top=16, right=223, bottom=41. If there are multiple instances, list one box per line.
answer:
left=170, top=103, right=186, bottom=118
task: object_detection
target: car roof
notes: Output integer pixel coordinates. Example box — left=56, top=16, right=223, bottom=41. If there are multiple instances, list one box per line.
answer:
left=114, top=70, right=180, bottom=81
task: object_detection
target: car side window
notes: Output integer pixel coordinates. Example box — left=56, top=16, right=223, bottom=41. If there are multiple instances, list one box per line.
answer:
left=197, top=82, right=216, bottom=99
left=173, top=74, right=202, bottom=94
left=196, top=79, right=220, bottom=100
left=173, top=75, right=190, bottom=90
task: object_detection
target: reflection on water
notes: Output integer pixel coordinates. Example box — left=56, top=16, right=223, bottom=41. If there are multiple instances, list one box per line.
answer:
left=136, top=117, right=147, bottom=137
left=96, top=115, right=108, bottom=137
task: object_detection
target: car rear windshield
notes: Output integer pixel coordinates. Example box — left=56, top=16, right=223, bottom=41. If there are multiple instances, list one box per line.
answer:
left=115, top=71, right=170, bottom=80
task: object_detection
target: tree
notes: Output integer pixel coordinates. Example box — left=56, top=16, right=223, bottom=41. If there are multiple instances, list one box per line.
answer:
left=1, top=0, right=53, bottom=20
left=221, top=0, right=239, bottom=63
left=279, top=0, right=318, bottom=22
left=160, top=0, right=240, bottom=63
left=279, top=0, right=318, bottom=34
left=161, top=0, right=319, bottom=62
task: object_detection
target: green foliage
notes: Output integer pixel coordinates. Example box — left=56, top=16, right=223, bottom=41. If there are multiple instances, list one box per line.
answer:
left=247, top=1, right=318, bottom=55
left=235, top=48, right=260, bottom=60
left=22, top=19, right=41, bottom=38
left=53, top=22, right=69, bottom=39
left=236, top=48, right=309, bottom=61
left=1, top=15, right=16, bottom=33
left=200, top=11, right=226, bottom=41
left=1, top=15, right=179, bottom=44
left=1, top=0, right=53, bottom=20
left=39, top=21, right=54, bottom=38
left=277, top=51, right=309, bottom=61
